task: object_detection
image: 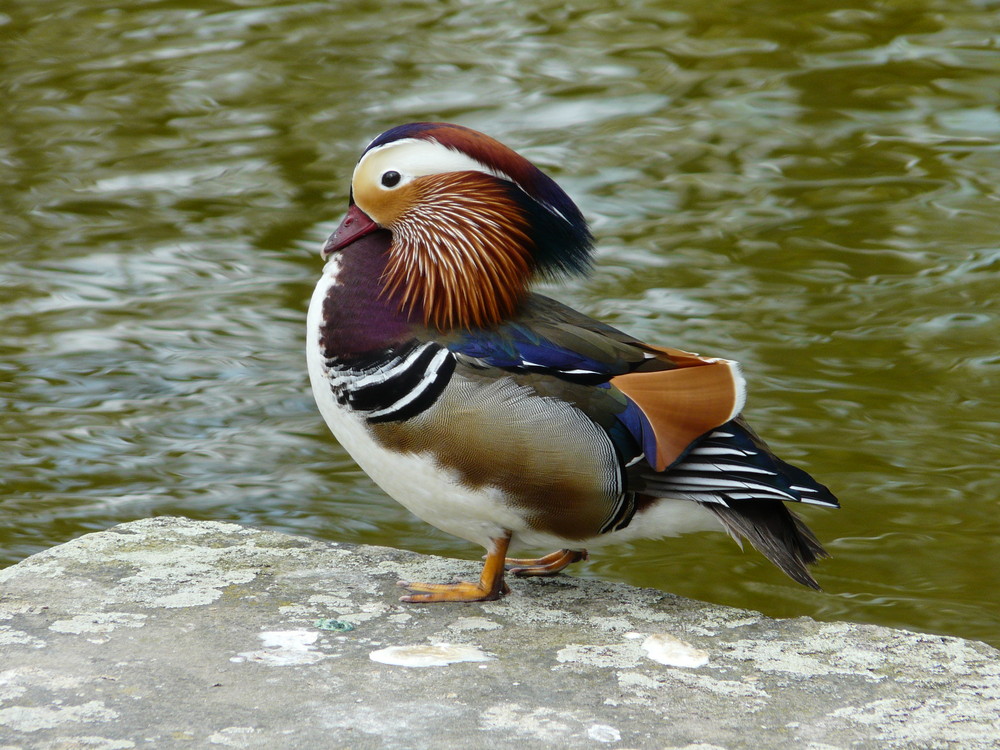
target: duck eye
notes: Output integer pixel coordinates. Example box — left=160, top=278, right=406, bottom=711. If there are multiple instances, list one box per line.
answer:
left=381, top=170, right=401, bottom=188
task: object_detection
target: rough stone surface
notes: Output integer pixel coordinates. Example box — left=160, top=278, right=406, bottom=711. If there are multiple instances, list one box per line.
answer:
left=1, top=517, right=998, bottom=749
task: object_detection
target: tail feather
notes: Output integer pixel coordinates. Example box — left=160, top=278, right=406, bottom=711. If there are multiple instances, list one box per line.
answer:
left=707, top=499, right=829, bottom=589
left=634, top=418, right=837, bottom=588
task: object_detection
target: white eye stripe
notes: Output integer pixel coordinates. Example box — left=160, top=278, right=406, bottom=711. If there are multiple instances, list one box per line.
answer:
left=356, top=138, right=514, bottom=188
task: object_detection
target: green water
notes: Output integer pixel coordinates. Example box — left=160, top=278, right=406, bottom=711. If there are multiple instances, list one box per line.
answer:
left=3, top=0, right=999, bottom=646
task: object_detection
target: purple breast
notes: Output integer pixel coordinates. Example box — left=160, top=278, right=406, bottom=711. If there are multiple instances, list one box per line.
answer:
left=319, top=229, right=414, bottom=358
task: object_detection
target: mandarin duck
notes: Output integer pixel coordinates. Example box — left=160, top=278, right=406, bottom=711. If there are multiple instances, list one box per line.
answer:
left=307, top=122, right=838, bottom=603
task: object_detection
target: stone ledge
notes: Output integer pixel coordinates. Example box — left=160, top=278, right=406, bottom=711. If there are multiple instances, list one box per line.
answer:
left=1, top=517, right=998, bottom=749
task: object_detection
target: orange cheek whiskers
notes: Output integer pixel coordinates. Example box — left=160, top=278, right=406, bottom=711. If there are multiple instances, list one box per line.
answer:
left=380, top=175, right=535, bottom=330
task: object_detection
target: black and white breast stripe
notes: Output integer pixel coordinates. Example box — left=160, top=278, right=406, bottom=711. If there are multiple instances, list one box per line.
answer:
left=326, top=341, right=456, bottom=424
left=645, top=428, right=839, bottom=509
left=597, top=492, right=637, bottom=535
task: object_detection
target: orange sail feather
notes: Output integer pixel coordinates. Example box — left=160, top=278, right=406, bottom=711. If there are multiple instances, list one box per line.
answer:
left=611, top=348, right=745, bottom=471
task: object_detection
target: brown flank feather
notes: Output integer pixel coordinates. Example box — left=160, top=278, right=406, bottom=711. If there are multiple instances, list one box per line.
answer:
left=382, top=172, right=536, bottom=330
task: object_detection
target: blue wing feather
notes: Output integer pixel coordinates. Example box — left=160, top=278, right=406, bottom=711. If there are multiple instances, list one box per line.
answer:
left=448, top=322, right=632, bottom=378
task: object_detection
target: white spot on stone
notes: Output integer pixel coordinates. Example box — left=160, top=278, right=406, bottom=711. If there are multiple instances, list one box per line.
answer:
left=259, top=630, right=317, bottom=649
left=232, top=630, right=324, bottom=666
left=725, top=636, right=875, bottom=678
left=0, top=700, right=118, bottom=732
left=11, top=518, right=265, bottom=611
left=330, top=601, right=390, bottom=626
left=369, top=643, right=492, bottom=667
left=305, top=594, right=353, bottom=608
left=0, top=626, right=45, bottom=649
left=0, top=667, right=87, bottom=702
left=619, top=668, right=769, bottom=712
left=208, top=726, right=260, bottom=746
left=642, top=633, right=709, bottom=668
left=170, top=520, right=246, bottom=536
left=587, top=723, right=622, bottom=742
left=39, top=738, right=135, bottom=750
left=49, top=612, right=147, bottom=634
left=828, top=696, right=1000, bottom=746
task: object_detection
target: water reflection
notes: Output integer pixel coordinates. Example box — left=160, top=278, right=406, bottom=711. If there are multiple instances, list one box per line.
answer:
left=2, top=0, right=999, bottom=646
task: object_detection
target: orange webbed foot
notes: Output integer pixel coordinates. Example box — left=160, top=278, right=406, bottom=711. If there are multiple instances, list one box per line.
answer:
left=397, top=578, right=511, bottom=603
left=399, top=531, right=512, bottom=604
left=504, top=548, right=588, bottom=577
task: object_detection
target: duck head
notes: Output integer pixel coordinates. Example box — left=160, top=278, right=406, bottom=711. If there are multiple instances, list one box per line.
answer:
left=324, top=122, right=593, bottom=330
